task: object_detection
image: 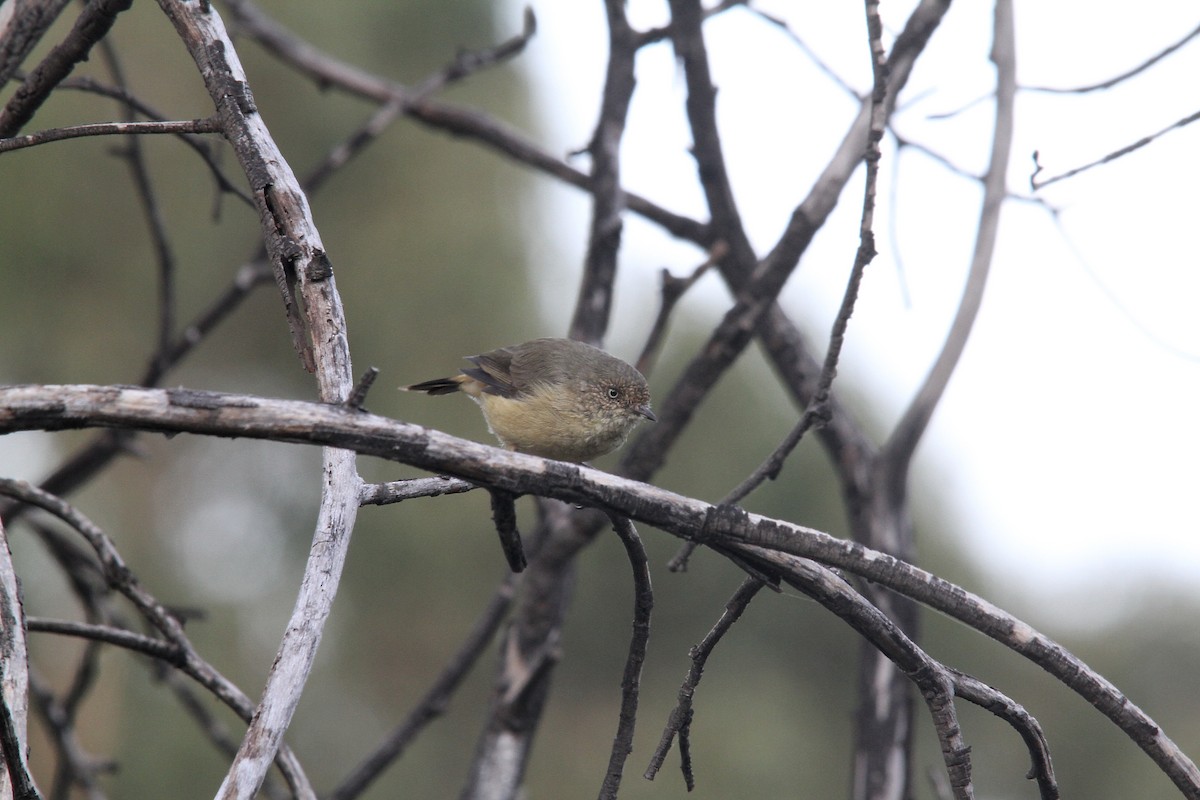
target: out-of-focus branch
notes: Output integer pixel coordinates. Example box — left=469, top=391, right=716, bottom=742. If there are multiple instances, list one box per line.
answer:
left=667, top=0, right=756, bottom=270
left=569, top=0, right=637, bottom=345
left=0, top=478, right=314, bottom=798
left=328, top=579, right=516, bottom=800
left=0, top=117, right=222, bottom=152
left=0, top=0, right=134, bottom=137
left=225, top=0, right=711, bottom=245
left=1030, top=108, right=1200, bottom=190
left=1024, top=20, right=1200, bottom=94
left=883, top=0, right=1015, bottom=493
left=153, top=4, right=362, bottom=798
left=0, top=520, right=40, bottom=800
left=0, top=0, right=73, bottom=87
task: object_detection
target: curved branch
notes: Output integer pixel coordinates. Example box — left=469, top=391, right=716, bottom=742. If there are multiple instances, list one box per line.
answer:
left=882, top=0, right=1015, bottom=492
left=153, top=4, right=361, bottom=800
left=2, top=382, right=1195, bottom=796
left=2, top=382, right=1197, bottom=797
left=598, top=515, right=653, bottom=800
left=0, top=477, right=314, bottom=797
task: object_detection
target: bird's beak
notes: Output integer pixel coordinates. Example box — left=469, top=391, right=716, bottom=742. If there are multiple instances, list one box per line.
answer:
left=637, top=404, right=657, bottom=422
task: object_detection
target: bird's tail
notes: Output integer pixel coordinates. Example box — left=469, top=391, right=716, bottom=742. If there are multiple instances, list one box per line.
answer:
left=403, top=376, right=464, bottom=396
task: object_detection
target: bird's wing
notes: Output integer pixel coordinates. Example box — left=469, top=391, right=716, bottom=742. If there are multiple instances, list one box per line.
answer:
left=463, top=346, right=520, bottom=397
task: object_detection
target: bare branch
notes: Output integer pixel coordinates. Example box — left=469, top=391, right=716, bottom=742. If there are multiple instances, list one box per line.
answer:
left=0, top=0, right=73, bottom=87
left=667, top=0, right=756, bottom=268
left=0, top=0, right=134, bottom=137
left=598, top=515, right=653, bottom=800
left=0, top=520, right=40, bottom=800
left=488, top=489, right=527, bottom=572
left=950, top=670, right=1058, bottom=799
left=718, top=0, right=891, bottom=507
left=154, top=4, right=361, bottom=797
left=645, top=577, right=763, bottom=788
left=3, top=383, right=1196, bottom=796
left=0, top=117, right=223, bottom=152
left=1030, top=108, right=1200, bottom=190
left=0, top=477, right=315, bottom=797
left=25, top=618, right=182, bottom=664
left=1024, top=20, right=1200, bottom=94
left=569, top=0, right=637, bottom=345
left=226, top=0, right=711, bottom=246
left=327, top=579, right=516, bottom=800
left=634, top=242, right=724, bottom=376
left=358, top=476, right=476, bottom=506
left=883, top=0, right=1016, bottom=491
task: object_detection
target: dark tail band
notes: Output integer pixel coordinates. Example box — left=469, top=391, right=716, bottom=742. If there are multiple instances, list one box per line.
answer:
left=403, top=377, right=462, bottom=396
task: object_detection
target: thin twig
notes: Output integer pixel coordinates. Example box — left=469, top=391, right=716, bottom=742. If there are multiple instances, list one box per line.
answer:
left=345, top=367, right=379, bottom=412
left=645, top=576, right=763, bottom=788
left=635, top=242, right=724, bottom=376
left=97, top=37, right=178, bottom=357
left=717, top=0, right=891, bottom=508
left=950, top=669, right=1057, bottom=799
left=25, top=617, right=183, bottom=664
left=53, top=73, right=253, bottom=205
left=0, top=117, right=224, bottom=152
left=327, top=578, right=516, bottom=800
left=598, top=514, right=653, bottom=800
left=1030, top=108, right=1200, bottom=190
left=1024, top=20, right=1200, bottom=94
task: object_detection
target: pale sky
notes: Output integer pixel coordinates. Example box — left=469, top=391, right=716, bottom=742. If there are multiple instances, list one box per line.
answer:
left=507, top=0, right=1200, bottom=620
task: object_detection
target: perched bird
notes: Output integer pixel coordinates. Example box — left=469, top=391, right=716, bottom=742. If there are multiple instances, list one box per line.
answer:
left=403, top=337, right=656, bottom=462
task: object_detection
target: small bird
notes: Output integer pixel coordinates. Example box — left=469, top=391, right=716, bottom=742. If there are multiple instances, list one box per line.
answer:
left=403, top=337, right=656, bottom=463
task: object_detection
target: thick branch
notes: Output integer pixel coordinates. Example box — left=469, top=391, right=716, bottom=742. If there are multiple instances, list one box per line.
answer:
left=153, top=4, right=360, bottom=799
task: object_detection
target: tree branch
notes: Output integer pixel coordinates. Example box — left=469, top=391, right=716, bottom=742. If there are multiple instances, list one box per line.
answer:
left=0, top=0, right=134, bottom=137
left=153, top=4, right=361, bottom=798
left=0, top=117, right=223, bottom=152
left=2, top=383, right=1196, bottom=796
left=597, top=515, right=653, bottom=800
left=882, top=0, right=1015, bottom=494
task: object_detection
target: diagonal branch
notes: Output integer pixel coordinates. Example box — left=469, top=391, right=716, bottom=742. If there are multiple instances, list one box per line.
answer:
left=0, top=0, right=134, bottom=137
left=882, top=0, right=1015, bottom=495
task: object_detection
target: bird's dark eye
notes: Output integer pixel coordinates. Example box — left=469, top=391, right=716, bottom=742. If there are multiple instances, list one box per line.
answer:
left=607, top=387, right=620, bottom=399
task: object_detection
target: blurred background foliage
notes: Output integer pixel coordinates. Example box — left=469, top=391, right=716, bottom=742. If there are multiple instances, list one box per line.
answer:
left=2, top=1, right=1198, bottom=798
